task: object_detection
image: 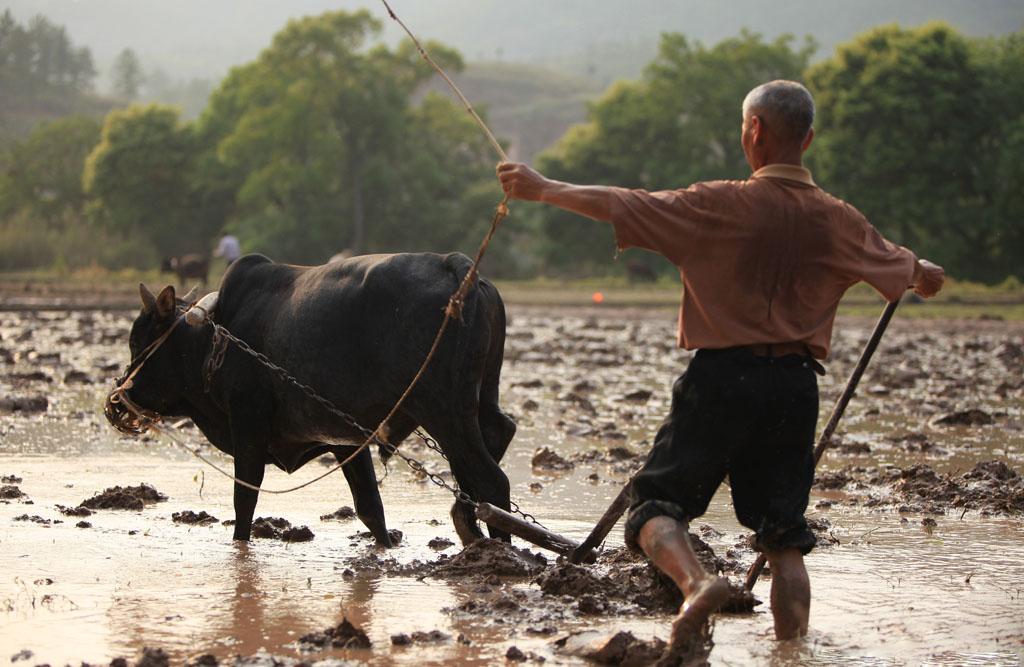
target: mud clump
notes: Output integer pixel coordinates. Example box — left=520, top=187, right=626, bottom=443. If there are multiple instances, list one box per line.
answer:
left=1, top=484, right=25, bottom=499
left=532, top=446, right=573, bottom=471
left=814, top=469, right=855, bottom=490
left=554, top=630, right=687, bottom=667
left=130, top=647, right=170, bottom=667
left=80, top=483, right=167, bottom=511
left=931, top=409, right=995, bottom=426
left=298, top=617, right=370, bottom=649
left=887, top=461, right=1024, bottom=514
left=432, top=538, right=548, bottom=577
left=0, top=394, right=48, bottom=413
left=319, top=506, right=355, bottom=521
left=966, top=460, right=1018, bottom=482
left=623, top=389, right=653, bottom=403
left=14, top=514, right=58, bottom=525
left=571, top=445, right=644, bottom=467
left=251, top=516, right=315, bottom=542
left=537, top=542, right=757, bottom=615
left=56, top=504, right=93, bottom=517
left=589, top=631, right=672, bottom=667
left=251, top=516, right=291, bottom=538
left=283, top=526, right=315, bottom=542
left=823, top=460, right=1024, bottom=515
left=428, top=536, right=455, bottom=549
left=536, top=562, right=608, bottom=598
left=172, top=510, right=218, bottom=525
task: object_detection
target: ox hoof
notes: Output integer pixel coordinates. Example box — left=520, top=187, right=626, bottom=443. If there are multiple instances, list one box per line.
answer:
left=452, top=512, right=484, bottom=546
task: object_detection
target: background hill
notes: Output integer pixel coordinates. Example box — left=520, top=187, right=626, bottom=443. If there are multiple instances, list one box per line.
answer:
left=419, top=62, right=605, bottom=162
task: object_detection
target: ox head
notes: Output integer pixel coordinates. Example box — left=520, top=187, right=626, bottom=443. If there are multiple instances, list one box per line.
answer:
left=104, top=284, right=199, bottom=434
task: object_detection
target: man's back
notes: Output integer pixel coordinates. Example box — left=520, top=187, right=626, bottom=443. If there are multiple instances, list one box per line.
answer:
left=609, top=167, right=917, bottom=357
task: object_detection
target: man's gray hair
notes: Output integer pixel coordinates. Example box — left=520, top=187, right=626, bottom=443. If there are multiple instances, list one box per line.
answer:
left=742, top=80, right=815, bottom=144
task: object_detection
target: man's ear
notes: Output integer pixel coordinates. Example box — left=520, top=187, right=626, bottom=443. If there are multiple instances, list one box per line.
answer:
left=751, top=115, right=765, bottom=145
left=801, top=127, right=814, bottom=153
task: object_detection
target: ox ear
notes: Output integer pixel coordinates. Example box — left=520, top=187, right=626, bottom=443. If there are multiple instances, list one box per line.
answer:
left=181, top=285, right=199, bottom=305
left=155, top=286, right=177, bottom=319
left=139, top=283, right=157, bottom=313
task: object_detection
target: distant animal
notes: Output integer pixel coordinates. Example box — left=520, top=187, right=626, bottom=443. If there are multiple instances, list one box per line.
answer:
left=161, top=254, right=209, bottom=287
left=626, top=262, right=657, bottom=283
left=106, top=252, right=516, bottom=547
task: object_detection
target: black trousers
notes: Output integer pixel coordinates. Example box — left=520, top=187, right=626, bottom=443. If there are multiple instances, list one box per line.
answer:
left=624, top=347, right=819, bottom=554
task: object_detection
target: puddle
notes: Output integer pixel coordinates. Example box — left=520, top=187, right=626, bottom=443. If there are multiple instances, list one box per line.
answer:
left=1, top=305, right=1022, bottom=665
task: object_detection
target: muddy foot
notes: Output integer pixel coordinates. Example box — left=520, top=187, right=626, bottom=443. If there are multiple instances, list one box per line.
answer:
left=653, top=631, right=712, bottom=667
left=658, top=575, right=729, bottom=664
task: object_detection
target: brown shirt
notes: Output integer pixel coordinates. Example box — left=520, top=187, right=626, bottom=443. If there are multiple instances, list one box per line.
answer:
left=609, top=164, right=917, bottom=359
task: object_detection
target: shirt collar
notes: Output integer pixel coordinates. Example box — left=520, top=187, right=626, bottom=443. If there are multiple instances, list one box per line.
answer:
left=750, top=164, right=816, bottom=186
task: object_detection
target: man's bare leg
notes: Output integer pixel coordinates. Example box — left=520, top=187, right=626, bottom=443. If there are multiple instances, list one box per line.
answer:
left=764, top=547, right=810, bottom=639
left=637, top=516, right=730, bottom=645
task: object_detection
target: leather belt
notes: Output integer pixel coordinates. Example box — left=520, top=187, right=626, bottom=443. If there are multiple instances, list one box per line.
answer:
left=745, top=342, right=810, bottom=357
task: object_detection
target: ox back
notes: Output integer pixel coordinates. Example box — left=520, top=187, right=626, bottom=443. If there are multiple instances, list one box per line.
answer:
left=119, top=252, right=516, bottom=548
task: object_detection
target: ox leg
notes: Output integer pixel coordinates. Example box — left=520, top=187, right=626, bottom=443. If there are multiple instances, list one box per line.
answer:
left=232, top=454, right=265, bottom=542
left=480, top=408, right=516, bottom=465
left=478, top=329, right=516, bottom=465
left=435, top=418, right=512, bottom=545
left=337, top=446, right=393, bottom=547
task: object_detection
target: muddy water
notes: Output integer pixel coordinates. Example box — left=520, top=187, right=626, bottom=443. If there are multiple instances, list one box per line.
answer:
left=1, top=305, right=1023, bottom=665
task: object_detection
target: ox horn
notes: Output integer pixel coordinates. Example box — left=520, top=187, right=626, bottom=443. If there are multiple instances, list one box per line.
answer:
left=139, top=283, right=157, bottom=313
left=181, top=286, right=200, bottom=305
left=185, top=291, right=219, bottom=326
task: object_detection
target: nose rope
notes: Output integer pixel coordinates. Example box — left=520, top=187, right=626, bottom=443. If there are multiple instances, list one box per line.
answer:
left=104, top=313, right=187, bottom=435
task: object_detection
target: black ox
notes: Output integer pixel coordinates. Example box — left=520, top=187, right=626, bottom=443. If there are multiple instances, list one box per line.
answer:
left=160, top=253, right=210, bottom=287
left=106, top=252, right=516, bottom=547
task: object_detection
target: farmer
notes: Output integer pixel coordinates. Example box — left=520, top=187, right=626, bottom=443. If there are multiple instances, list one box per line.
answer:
left=214, top=231, right=241, bottom=266
left=497, top=80, right=944, bottom=651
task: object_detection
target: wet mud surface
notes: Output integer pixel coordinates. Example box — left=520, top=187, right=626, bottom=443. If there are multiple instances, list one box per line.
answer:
left=1, top=302, right=1023, bottom=665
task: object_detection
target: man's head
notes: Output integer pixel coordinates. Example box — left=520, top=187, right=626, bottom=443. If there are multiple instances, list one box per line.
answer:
left=741, top=80, right=815, bottom=169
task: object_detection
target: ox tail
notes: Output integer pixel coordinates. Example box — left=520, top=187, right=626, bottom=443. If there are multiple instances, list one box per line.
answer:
left=442, top=252, right=476, bottom=324
left=442, top=250, right=504, bottom=384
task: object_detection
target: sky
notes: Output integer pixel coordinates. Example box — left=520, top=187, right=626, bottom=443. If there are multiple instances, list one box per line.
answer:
left=5, top=0, right=1023, bottom=84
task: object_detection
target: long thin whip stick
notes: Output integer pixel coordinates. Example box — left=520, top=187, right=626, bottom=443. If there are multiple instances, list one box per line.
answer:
left=744, top=298, right=901, bottom=590
left=381, top=0, right=508, bottom=162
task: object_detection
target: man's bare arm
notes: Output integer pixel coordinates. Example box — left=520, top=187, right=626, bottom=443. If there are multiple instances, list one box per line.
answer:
left=497, top=162, right=613, bottom=222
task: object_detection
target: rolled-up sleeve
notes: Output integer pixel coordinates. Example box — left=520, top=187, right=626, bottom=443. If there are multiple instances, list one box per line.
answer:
left=859, top=222, right=918, bottom=302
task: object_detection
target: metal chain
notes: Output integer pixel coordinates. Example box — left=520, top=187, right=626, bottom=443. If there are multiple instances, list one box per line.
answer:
left=203, top=318, right=545, bottom=527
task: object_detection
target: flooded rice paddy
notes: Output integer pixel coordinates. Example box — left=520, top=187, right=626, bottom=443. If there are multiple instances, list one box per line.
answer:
left=1, top=301, right=1022, bottom=666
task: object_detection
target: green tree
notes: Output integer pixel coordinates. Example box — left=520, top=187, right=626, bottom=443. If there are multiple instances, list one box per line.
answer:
left=0, top=114, right=101, bottom=227
left=198, top=10, right=491, bottom=264
left=111, top=48, right=144, bottom=103
left=372, top=91, right=507, bottom=256
left=533, top=30, right=815, bottom=275
left=806, top=22, right=989, bottom=279
left=0, top=113, right=155, bottom=271
left=0, top=11, right=94, bottom=94
left=971, top=29, right=1024, bottom=281
left=83, top=103, right=211, bottom=262
left=0, top=11, right=101, bottom=140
